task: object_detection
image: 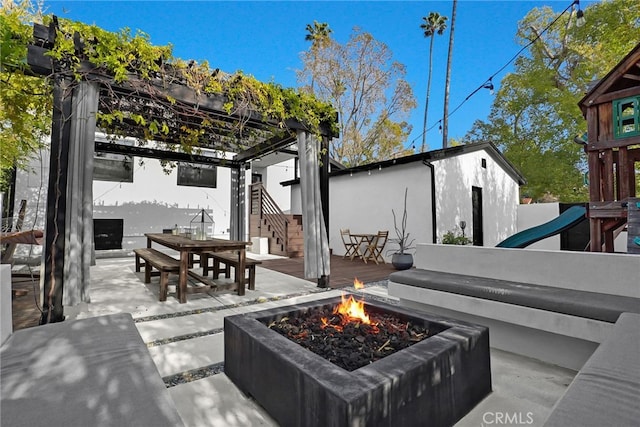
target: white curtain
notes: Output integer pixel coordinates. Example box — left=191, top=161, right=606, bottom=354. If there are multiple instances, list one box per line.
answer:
left=63, top=82, right=99, bottom=305
left=297, top=130, right=330, bottom=280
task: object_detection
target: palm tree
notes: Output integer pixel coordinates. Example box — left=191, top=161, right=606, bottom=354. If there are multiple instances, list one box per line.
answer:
left=442, top=0, right=458, bottom=148
left=305, top=21, right=332, bottom=92
left=420, top=12, right=447, bottom=152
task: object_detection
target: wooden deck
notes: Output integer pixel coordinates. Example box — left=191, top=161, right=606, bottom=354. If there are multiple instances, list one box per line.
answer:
left=259, top=254, right=396, bottom=289
left=11, top=255, right=397, bottom=332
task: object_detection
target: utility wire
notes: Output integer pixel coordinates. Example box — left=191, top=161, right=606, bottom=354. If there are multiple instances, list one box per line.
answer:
left=411, top=0, right=580, bottom=148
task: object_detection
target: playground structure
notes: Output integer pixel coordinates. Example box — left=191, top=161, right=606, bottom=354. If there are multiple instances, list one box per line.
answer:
left=578, top=43, right=640, bottom=253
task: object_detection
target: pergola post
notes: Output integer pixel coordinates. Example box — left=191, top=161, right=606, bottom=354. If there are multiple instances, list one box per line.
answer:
left=41, top=80, right=99, bottom=324
left=41, top=78, right=73, bottom=324
left=318, top=136, right=330, bottom=288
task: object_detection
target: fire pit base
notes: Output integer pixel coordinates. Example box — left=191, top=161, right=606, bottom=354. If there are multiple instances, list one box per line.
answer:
left=225, top=296, right=491, bottom=427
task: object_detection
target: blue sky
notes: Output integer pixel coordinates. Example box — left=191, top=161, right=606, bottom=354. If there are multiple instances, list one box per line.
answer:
left=42, top=0, right=592, bottom=151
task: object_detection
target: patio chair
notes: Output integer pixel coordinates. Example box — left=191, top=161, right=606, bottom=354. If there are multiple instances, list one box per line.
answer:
left=340, top=229, right=359, bottom=260
left=364, top=230, right=388, bottom=264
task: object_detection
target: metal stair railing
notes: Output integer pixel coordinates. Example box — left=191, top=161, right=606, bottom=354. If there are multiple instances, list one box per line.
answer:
left=250, top=183, right=289, bottom=253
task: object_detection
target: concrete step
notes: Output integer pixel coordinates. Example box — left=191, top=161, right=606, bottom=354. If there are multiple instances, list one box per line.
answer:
left=148, top=333, right=225, bottom=378
left=137, top=288, right=347, bottom=343
left=169, top=374, right=277, bottom=427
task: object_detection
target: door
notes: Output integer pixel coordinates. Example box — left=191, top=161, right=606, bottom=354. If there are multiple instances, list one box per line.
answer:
left=472, top=186, right=484, bottom=246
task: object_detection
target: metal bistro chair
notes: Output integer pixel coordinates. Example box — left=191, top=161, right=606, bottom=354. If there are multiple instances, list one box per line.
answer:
left=364, top=230, right=388, bottom=264
left=340, top=229, right=359, bottom=260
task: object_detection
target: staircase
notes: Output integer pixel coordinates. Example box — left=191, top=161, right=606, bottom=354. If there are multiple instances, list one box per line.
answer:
left=249, top=183, right=304, bottom=258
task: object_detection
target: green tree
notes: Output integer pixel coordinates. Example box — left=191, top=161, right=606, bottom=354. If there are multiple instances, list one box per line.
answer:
left=0, top=0, right=51, bottom=189
left=419, top=12, right=447, bottom=153
left=463, top=0, right=640, bottom=202
left=298, top=27, right=416, bottom=166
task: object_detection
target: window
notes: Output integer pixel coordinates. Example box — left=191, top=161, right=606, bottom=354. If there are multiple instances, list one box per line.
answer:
left=613, top=96, right=640, bottom=139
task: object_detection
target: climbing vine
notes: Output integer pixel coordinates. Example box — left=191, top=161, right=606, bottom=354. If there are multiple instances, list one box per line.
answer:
left=1, top=0, right=337, bottom=186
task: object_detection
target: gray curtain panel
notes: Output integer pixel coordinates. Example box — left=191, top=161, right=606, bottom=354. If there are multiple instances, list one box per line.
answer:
left=63, top=81, right=99, bottom=305
left=297, top=130, right=330, bottom=280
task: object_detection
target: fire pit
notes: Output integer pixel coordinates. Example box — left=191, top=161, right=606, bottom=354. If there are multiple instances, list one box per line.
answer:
left=224, top=293, right=491, bottom=427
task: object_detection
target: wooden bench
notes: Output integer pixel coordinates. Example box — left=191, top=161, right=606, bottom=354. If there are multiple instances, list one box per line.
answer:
left=388, top=269, right=640, bottom=369
left=201, top=252, right=262, bottom=290
left=133, top=248, right=180, bottom=301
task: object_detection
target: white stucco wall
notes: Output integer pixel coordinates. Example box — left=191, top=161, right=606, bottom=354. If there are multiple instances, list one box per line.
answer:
left=328, top=163, right=433, bottom=258
left=11, top=146, right=256, bottom=254
left=432, top=150, right=520, bottom=247
left=290, top=147, right=521, bottom=256
left=291, top=163, right=434, bottom=260
left=92, top=157, right=239, bottom=248
left=251, top=159, right=295, bottom=213
left=413, top=243, right=640, bottom=298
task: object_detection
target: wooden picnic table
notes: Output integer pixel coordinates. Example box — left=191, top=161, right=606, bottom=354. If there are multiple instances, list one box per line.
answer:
left=145, top=233, right=251, bottom=303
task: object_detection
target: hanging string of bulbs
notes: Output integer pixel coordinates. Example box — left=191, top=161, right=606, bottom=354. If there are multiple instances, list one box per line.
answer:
left=409, top=0, right=586, bottom=149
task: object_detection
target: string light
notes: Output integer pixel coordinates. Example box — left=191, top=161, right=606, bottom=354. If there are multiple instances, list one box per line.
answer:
left=409, top=0, right=584, bottom=149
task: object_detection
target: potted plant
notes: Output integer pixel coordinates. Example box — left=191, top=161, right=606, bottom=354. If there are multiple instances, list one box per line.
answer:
left=388, top=188, right=416, bottom=270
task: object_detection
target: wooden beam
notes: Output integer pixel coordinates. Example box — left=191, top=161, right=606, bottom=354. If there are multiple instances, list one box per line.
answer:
left=94, top=141, right=240, bottom=167
left=233, top=132, right=297, bottom=163
left=586, top=106, right=598, bottom=143
left=618, top=147, right=630, bottom=199
left=582, top=86, right=640, bottom=108
left=587, top=201, right=629, bottom=218
left=603, top=150, right=615, bottom=200
left=587, top=135, right=640, bottom=151
left=588, top=151, right=601, bottom=202
left=589, top=219, right=601, bottom=252
left=622, top=73, right=640, bottom=81
left=27, top=45, right=54, bottom=75
left=629, top=147, right=640, bottom=162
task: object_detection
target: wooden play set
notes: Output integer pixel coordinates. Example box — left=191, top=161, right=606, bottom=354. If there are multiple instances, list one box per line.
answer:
left=579, top=42, right=640, bottom=254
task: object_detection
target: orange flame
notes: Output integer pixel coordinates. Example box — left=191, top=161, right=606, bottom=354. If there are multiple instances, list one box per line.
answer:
left=335, top=293, right=371, bottom=324
left=319, top=279, right=377, bottom=331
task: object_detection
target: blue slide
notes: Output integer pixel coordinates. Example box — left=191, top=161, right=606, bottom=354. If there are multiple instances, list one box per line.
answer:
left=496, top=205, right=587, bottom=249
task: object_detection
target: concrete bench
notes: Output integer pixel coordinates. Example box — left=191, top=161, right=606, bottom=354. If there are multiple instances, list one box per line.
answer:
left=544, top=312, right=640, bottom=426
left=1, top=313, right=184, bottom=426
left=134, top=248, right=180, bottom=301
left=202, top=252, right=262, bottom=290
left=389, top=269, right=640, bottom=369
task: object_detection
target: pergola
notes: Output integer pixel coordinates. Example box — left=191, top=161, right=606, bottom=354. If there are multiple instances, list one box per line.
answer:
left=26, top=20, right=336, bottom=323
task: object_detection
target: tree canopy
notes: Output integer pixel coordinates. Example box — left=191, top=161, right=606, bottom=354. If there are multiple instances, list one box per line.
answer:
left=298, top=26, right=416, bottom=166
left=463, top=0, right=640, bottom=202
left=0, top=0, right=51, bottom=187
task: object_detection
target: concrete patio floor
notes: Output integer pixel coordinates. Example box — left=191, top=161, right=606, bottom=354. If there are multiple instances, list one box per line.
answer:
left=67, top=256, right=575, bottom=426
